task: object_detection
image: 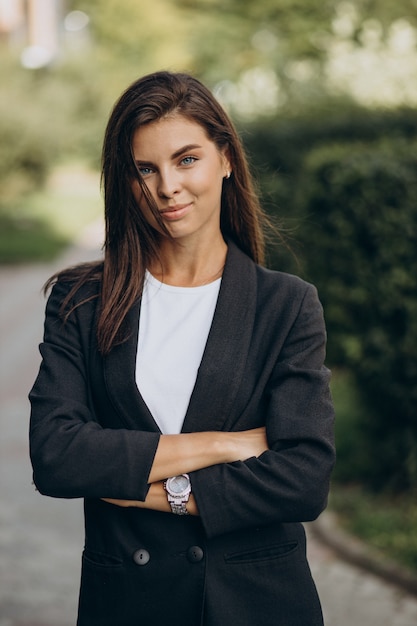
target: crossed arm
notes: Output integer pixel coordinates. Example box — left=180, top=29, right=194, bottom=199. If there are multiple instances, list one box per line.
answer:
left=102, top=427, right=268, bottom=515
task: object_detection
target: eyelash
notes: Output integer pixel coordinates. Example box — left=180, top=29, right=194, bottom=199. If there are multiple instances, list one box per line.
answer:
left=137, top=156, right=197, bottom=177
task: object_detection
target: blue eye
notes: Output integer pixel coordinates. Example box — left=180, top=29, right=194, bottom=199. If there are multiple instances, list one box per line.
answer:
left=181, top=156, right=196, bottom=166
left=138, top=166, right=153, bottom=177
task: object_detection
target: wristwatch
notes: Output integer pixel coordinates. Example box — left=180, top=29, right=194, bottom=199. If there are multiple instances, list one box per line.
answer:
left=164, top=474, right=191, bottom=515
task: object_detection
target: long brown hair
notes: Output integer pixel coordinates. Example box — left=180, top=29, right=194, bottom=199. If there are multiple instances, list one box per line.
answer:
left=50, top=71, right=272, bottom=354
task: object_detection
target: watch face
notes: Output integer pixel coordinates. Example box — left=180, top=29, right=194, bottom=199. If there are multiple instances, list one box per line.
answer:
left=169, top=474, right=190, bottom=494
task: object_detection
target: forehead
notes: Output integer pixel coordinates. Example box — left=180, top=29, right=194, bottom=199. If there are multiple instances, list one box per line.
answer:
left=132, top=114, right=212, bottom=157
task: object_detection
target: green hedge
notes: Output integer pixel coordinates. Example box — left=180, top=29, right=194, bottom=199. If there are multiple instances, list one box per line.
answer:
left=241, top=107, right=417, bottom=247
left=243, top=109, right=417, bottom=491
left=298, top=140, right=417, bottom=489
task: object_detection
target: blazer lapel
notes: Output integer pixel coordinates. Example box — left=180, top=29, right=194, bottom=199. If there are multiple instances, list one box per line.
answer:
left=182, top=242, right=257, bottom=433
left=103, top=299, right=161, bottom=432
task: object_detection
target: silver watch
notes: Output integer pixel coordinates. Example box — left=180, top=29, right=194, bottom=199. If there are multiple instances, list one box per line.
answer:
left=164, top=474, right=191, bottom=515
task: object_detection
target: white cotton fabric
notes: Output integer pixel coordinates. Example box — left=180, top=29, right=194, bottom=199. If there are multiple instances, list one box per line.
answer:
left=136, top=271, right=221, bottom=434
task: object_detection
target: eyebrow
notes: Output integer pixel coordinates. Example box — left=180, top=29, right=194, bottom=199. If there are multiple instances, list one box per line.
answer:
left=171, top=143, right=203, bottom=159
left=135, top=144, right=203, bottom=165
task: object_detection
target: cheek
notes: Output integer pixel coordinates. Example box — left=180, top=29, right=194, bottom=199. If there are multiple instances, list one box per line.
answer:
left=192, top=167, right=223, bottom=196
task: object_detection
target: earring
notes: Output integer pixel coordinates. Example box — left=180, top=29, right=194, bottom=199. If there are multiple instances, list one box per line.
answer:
left=225, top=171, right=231, bottom=179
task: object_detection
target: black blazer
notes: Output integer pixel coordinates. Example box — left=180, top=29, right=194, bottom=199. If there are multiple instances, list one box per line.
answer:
left=29, top=242, right=335, bottom=626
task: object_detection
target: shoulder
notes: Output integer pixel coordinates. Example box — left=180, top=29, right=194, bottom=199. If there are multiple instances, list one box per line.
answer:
left=227, top=240, right=318, bottom=301
left=255, top=266, right=323, bottom=330
left=256, top=264, right=316, bottom=299
left=227, top=241, right=321, bottom=318
left=45, top=261, right=103, bottom=319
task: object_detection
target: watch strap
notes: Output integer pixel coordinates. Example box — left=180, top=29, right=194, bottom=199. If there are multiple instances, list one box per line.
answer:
left=168, top=500, right=189, bottom=515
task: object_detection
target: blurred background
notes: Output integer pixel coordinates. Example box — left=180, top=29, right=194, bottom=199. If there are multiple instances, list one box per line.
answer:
left=0, top=0, right=416, bottom=620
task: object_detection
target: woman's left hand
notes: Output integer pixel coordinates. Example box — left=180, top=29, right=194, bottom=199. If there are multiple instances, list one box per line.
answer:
left=101, top=498, right=142, bottom=508
left=101, top=481, right=199, bottom=515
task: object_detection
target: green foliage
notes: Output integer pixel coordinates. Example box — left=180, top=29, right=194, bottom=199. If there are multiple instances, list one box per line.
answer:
left=243, top=110, right=417, bottom=491
left=0, top=212, right=68, bottom=264
left=0, top=62, right=57, bottom=210
left=330, top=369, right=417, bottom=573
left=69, top=0, right=417, bottom=110
left=71, top=0, right=190, bottom=71
left=0, top=53, right=107, bottom=211
left=0, top=164, right=102, bottom=264
left=329, top=370, right=372, bottom=484
left=243, top=105, right=417, bottom=269
left=168, top=0, right=417, bottom=80
left=298, top=139, right=417, bottom=489
left=330, top=485, right=417, bottom=573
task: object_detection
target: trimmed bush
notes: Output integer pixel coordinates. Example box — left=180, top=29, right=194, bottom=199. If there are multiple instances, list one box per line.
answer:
left=243, top=106, right=417, bottom=268
left=243, top=109, right=417, bottom=491
left=296, top=140, right=417, bottom=490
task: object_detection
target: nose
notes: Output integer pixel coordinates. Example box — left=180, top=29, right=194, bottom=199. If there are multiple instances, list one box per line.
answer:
left=157, top=167, right=181, bottom=199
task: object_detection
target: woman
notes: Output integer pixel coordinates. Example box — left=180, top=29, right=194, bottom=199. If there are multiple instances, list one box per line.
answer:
left=29, top=71, right=335, bottom=626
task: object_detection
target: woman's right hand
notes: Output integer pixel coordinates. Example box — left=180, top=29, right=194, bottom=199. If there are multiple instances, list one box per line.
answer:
left=148, top=426, right=269, bottom=484
left=227, top=426, right=269, bottom=462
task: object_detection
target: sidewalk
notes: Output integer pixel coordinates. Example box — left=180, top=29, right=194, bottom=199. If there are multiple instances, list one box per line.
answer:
left=307, top=521, right=417, bottom=626
left=1, top=226, right=417, bottom=625
left=0, top=224, right=103, bottom=626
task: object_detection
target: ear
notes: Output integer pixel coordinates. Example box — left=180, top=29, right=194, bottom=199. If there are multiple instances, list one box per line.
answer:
left=221, top=146, right=232, bottom=178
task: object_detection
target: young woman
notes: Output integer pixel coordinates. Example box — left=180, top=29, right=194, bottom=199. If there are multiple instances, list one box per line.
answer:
left=29, top=71, right=335, bottom=626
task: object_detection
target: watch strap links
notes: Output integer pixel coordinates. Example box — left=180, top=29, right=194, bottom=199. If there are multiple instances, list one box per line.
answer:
left=169, top=501, right=189, bottom=515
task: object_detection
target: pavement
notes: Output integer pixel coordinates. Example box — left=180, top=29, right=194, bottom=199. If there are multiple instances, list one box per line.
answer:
left=1, top=222, right=417, bottom=626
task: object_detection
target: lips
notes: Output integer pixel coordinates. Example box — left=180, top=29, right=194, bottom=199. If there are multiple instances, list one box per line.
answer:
left=160, top=203, right=190, bottom=213
left=159, top=203, right=192, bottom=220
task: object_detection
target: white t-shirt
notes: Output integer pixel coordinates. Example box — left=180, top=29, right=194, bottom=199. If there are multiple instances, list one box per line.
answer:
left=135, top=271, right=221, bottom=434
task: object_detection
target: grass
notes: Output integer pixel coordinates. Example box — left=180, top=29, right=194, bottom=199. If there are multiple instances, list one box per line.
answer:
left=329, top=369, right=417, bottom=574
left=0, top=163, right=102, bottom=264
left=329, top=486, right=417, bottom=573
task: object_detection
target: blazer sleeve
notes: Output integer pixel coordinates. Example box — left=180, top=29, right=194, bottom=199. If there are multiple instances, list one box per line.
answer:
left=29, top=279, right=160, bottom=500
left=190, top=282, right=335, bottom=539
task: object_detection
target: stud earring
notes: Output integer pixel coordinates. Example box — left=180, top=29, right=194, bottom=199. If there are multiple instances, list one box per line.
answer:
left=225, top=171, right=231, bottom=179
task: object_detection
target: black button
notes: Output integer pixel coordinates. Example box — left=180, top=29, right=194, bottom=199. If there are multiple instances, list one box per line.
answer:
left=133, top=549, right=150, bottom=565
left=187, top=545, right=204, bottom=563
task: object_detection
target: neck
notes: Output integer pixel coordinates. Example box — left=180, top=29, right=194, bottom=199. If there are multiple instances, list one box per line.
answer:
left=148, top=235, right=228, bottom=287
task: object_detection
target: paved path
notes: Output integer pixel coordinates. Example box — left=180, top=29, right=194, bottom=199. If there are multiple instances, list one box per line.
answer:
left=1, top=226, right=417, bottom=625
